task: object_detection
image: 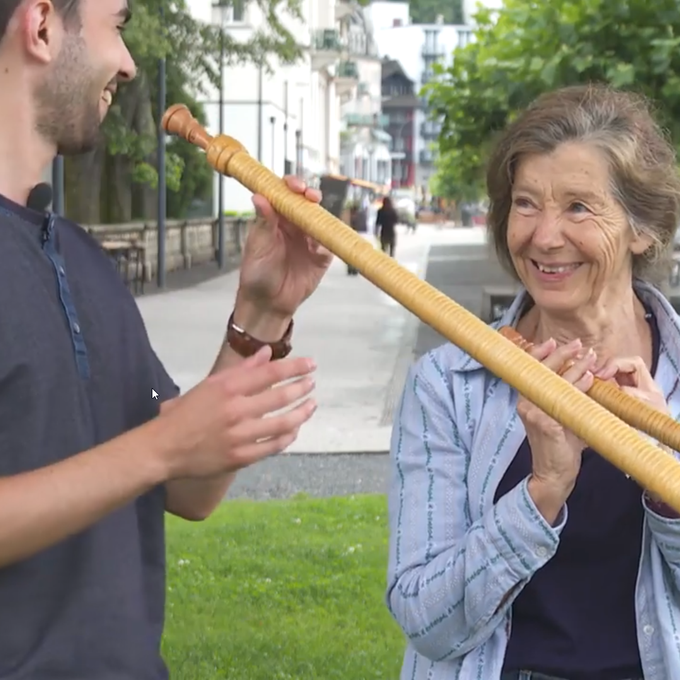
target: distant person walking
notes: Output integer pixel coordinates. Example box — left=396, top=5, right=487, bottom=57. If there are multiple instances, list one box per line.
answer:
left=376, top=196, right=399, bottom=258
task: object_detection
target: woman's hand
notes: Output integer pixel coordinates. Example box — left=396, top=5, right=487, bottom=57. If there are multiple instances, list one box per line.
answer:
left=517, top=338, right=598, bottom=524
left=596, top=357, right=671, bottom=506
left=595, top=356, right=668, bottom=415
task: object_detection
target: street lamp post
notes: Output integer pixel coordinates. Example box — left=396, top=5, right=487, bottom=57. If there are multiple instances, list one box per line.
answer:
left=216, top=2, right=226, bottom=268
left=295, top=129, right=302, bottom=178
left=157, top=4, right=167, bottom=289
left=270, top=116, right=275, bottom=171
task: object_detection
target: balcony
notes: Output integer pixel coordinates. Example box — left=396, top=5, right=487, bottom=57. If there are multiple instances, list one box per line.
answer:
left=345, top=113, right=389, bottom=128
left=420, top=149, right=435, bottom=164
left=310, top=29, right=343, bottom=71
left=420, top=122, right=440, bottom=140
left=346, top=31, right=376, bottom=58
left=335, top=0, right=354, bottom=21
left=421, top=44, right=445, bottom=59
left=335, top=60, right=359, bottom=97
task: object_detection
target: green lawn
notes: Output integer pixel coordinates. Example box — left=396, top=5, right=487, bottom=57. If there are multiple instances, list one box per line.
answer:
left=163, top=494, right=406, bottom=679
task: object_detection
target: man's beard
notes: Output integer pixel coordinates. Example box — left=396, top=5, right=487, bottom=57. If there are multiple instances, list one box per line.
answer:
left=34, top=34, right=106, bottom=155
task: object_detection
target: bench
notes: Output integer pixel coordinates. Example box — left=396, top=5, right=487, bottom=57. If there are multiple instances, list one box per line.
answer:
left=480, top=285, right=520, bottom=323
left=101, top=240, right=146, bottom=296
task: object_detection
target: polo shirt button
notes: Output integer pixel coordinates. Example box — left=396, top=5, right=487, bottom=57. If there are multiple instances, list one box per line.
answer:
left=59, top=266, right=65, bottom=276
left=72, top=322, right=80, bottom=334
left=643, top=624, right=654, bottom=636
left=536, top=546, right=548, bottom=558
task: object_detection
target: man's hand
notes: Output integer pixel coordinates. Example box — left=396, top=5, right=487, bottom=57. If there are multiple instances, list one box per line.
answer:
left=157, top=347, right=316, bottom=481
left=234, top=175, right=333, bottom=334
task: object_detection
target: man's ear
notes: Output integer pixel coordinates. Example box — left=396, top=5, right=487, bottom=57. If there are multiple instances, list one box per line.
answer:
left=18, top=0, right=63, bottom=65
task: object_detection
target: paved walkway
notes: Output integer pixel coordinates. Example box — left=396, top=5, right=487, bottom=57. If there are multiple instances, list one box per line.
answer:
left=137, top=225, right=436, bottom=455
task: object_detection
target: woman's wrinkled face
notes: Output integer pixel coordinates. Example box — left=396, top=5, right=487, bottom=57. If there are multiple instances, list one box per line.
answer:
left=507, top=142, right=651, bottom=314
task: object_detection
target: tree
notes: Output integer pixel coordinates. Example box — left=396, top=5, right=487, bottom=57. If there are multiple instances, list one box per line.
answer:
left=362, top=0, right=463, bottom=24
left=65, top=0, right=303, bottom=224
left=408, top=0, right=463, bottom=25
left=424, top=0, right=680, bottom=202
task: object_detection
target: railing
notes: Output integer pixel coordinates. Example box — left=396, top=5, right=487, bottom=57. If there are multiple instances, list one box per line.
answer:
left=420, top=122, right=440, bottom=139
left=86, top=216, right=254, bottom=291
left=421, top=45, right=446, bottom=58
left=345, top=112, right=389, bottom=128
left=311, top=28, right=342, bottom=52
left=337, top=60, right=359, bottom=79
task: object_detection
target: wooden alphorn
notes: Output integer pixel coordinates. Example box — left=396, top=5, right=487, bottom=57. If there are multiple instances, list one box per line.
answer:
left=499, top=326, right=680, bottom=453
left=162, top=103, right=680, bottom=512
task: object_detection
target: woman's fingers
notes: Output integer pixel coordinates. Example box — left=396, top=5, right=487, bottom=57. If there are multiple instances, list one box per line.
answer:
left=595, top=356, right=653, bottom=390
left=560, top=347, right=597, bottom=392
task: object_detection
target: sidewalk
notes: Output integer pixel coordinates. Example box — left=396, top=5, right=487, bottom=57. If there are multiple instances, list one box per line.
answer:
left=136, top=225, right=434, bottom=454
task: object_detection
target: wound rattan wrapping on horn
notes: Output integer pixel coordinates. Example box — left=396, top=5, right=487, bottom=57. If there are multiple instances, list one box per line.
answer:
left=499, top=326, right=680, bottom=453
left=161, top=103, right=680, bottom=512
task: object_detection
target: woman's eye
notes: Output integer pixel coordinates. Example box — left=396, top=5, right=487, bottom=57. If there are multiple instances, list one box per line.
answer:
left=569, top=201, right=588, bottom=213
left=513, top=197, right=533, bottom=209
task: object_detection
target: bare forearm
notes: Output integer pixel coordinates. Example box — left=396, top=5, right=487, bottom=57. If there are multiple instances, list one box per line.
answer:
left=165, top=303, right=291, bottom=520
left=0, top=426, right=165, bottom=568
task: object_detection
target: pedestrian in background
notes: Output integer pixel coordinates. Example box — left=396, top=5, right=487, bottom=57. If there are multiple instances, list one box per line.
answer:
left=376, top=196, right=399, bottom=257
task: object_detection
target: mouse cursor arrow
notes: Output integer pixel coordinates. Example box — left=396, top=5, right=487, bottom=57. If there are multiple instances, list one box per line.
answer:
left=152, top=390, right=159, bottom=400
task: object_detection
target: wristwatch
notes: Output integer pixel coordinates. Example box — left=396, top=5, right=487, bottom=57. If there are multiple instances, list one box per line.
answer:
left=226, top=311, right=294, bottom=361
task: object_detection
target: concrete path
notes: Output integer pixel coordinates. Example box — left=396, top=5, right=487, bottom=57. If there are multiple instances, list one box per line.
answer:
left=137, top=225, right=438, bottom=454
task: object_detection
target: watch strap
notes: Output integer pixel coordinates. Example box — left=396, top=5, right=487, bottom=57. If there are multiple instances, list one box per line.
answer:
left=226, top=312, right=293, bottom=361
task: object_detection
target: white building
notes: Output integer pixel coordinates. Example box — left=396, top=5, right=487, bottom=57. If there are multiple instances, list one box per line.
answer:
left=364, top=2, right=473, bottom=197
left=186, top=0, right=355, bottom=214
left=337, top=4, right=392, bottom=195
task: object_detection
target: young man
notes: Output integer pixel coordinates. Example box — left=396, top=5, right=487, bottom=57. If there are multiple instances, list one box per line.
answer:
left=0, top=1, right=332, bottom=677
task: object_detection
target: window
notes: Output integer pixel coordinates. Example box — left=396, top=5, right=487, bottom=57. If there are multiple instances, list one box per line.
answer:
left=214, top=0, right=245, bottom=23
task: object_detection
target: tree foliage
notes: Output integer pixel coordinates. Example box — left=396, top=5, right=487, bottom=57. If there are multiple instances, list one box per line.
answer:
left=424, top=0, right=680, bottom=201
left=66, top=0, right=303, bottom=223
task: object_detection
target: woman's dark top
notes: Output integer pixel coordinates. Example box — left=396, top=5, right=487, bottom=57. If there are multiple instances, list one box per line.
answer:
left=494, top=305, right=660, bottom=679
left=376, top=206, right=398, bottom=239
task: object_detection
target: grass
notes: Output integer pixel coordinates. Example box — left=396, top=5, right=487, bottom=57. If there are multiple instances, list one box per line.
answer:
left=162, top=493, right=406, bottom=679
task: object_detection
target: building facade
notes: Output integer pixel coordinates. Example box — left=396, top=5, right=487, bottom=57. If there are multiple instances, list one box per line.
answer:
left=380, top=59, right=418, bottom=189
left=364, top=1, right=473, bottom=200
left=186, top=0, right=352, bottom=214
left=337, top=3, right=392, bottom=192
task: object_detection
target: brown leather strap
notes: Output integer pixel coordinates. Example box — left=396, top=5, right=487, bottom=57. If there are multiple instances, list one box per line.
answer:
left=226, top=311, right=293, bottom=361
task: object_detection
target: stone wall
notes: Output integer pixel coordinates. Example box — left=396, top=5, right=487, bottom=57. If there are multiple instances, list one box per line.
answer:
left=86, top=216, right=254, bottom=281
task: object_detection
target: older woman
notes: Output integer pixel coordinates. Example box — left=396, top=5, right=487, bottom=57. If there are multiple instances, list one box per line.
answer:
left=386, top=84, right=680, bottom=680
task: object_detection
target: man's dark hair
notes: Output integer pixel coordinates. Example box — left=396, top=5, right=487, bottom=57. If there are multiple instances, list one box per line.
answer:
left=0, top=0, right=80, bottom=45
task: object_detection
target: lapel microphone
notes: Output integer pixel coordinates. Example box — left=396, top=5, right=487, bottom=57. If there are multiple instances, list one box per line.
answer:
left=27, top=183, right=53, bottom=213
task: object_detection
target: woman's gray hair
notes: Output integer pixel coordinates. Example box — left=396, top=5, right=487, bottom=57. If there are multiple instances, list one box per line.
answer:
left=486, top=84, right=680, bottom=284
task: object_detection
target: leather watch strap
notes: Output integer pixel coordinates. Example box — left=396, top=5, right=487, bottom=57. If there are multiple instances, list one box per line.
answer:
left=226, top=311, right=294, bottom=361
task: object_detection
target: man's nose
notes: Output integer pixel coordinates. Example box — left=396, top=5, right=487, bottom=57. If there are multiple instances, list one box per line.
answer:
left=118, top=48, right=137, bottom=83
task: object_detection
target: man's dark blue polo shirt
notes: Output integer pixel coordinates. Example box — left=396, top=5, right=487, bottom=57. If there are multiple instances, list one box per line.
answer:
left=0, top=193, right=179, bottom=679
